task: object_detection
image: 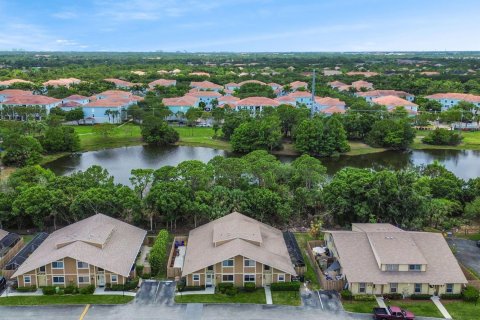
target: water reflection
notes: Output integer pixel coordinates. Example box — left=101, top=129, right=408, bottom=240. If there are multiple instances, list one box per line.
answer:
left=43, top=146, right=480, bottom=186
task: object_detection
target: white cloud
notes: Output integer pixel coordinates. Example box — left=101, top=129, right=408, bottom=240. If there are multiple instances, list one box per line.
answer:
left=52, top=11, right=78, bottom=19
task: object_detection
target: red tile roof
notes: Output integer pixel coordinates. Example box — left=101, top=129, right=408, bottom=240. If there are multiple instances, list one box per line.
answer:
left=189, top=72, right=210, bottom=77
left=288, top=91, right=311, bottom=98
left=425, top=93, right=480, bottom=103
left=186, top=91, right=222, bottom=98
left=315, top=97, right=346, bottom=107
left=61, top=101, right=82, bottom=108
left=238, top=80, right=267, bottom=86
left=162, top=95, right=197, bottom=107
left=320, top=105, right=346, bottom=114
left=3, top=95, right=61, bottom=105
left=236, top=97, right=280, bottom=107
left=43, top=78, right=81, bottom=87
left=190, top=81, right=222, bottom=90
left=290, top=81, right=308, bottom=89
left=148, top=79, right=176, bottom=87
left=356, top=90, right=413, bottom=98
left=218, top=96, right=240, bottom=103
left=346, top=71, right=379, bottom=77
left=104, top=78, right=140, bottom=88
left=65, top=94, right=89, bottom=100
left=0, top=79, right=33, bottom=86
left=372, top=95, right=418, bottom=107
left=0, top=89, right=33, bottom=97
left=328, top=81, right=347, bottom=87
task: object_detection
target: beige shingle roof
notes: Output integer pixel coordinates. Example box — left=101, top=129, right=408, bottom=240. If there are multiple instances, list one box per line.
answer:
left=13, top=214, right=146, bottom=278
left=182, top=212, right=296, bottom=276
left=0, top=229, right=8, bottom=241
left=326, top=226, right=467, bottom=285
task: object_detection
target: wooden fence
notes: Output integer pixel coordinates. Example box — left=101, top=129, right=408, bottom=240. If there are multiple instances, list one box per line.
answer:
left=306, top=239, right=346, bottom=291
left=0, top=237, right=24, bottom=272
left=166, top=236, right=188, bottom=279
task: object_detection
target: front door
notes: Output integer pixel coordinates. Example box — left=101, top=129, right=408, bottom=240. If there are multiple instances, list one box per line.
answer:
left=206, top=274, right=213, bottom=287
left=37, top=275, right=46, bottom=287
left=97, top=274, right=105, bottom=287
left=264, top=274, right=272, bottom=286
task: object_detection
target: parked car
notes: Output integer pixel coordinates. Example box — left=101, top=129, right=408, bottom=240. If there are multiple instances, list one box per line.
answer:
left=0, top=276, right=6, bottom=292
left=373, top=306, right=415, bottom=320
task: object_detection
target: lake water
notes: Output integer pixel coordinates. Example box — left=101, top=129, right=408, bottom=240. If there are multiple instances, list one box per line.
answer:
left=44, top=145, right=480, bottom=185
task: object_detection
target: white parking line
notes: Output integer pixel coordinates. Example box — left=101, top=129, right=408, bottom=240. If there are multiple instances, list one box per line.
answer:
left=317, top=291, right=324, bottom=310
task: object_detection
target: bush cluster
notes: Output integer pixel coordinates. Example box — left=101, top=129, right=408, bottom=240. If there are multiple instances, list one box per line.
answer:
left=270, top=282, right=300, bottom=291
left=16, top=285, right=37, bottom=293
left=79, top=284, right=96, bottom=294
left=244, top=283, right=256, bottom=292
left=340, top=289, right=353, bottom=300
left=383, top=293, right=402, bottom=300
left=225, top=287, right=238, bottom=296
left=422, top=128, right=463, bottom=146
left=463, top=285, right=479, bottom=302
left=42, top=286, right=56, bottom=295
left=217, top=283, right=234, bottom=294
left=410, top=294, right=431, bottom=300
left=353, top=294, right=376, bottom=301
left=441, top=293, right=462, bottom=300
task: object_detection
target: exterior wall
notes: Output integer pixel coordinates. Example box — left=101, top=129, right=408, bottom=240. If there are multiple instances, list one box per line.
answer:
left=81, top=106, right=127, bottom=123
left=428, top=98, right=480, bottom=111
left=16, top=257, right=126, bottom=288
left=349, top=282, right=463, bottom=296
left=167, top=106, right=193, bottom=115
left=184, top=254, right=293, bottom=288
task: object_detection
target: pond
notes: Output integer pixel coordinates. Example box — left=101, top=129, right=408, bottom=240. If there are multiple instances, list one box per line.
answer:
left=43, top=145, right=480, bottom=185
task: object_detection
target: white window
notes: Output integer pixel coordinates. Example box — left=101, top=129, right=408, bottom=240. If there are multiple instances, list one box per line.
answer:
left=390, top=283, right=398, bottom=293
left=409, top=264, right=421, bottom=271
left=53, top=276, right=65, bottom=284
left=446, top=283, right=454, bottom=294
left=78, top=276, right=90, bottom=284
left=244, top=259, right=255, bottom=267
left=386, top=264, right=399, bottom=271
left=415, top=283, right=422, bottom=293
left=222, top=259, right=234, bottom=267
left=278, top=274, right=285, bottom=282
left=52, top=260, right=64, bottom=269
left=244, top=274, right=255, bottom=282
left=193, top=274, right=200, bottom=282
left=222, top=274, right=234, bottom=282
left=359, top=283, right=366, bottom=293
left=111, top=275, right=118, bottom=283
left=24, top=276, right=31, bottom=285
left=77, top=261, right=89, bottom=269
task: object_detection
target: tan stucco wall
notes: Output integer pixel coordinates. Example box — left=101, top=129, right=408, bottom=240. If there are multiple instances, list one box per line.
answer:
left=350, top=282, right=463, bottom=296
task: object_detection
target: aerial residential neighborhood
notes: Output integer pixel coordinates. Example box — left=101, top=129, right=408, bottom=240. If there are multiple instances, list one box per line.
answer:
left=1, top=1, right=480, bottom=320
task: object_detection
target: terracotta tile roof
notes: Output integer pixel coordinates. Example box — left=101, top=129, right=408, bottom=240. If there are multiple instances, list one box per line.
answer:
left=64, top=94, right=89, bottom=101
left=190, top=81, right=222, bottom=90
left=2, top=94, right=61, bottom=106
left=288, top=91, right=311, bottom=98
left=84, top=98, right=132, bottom=108
left=372, top=95, right=418, bottom=107
left=13, top=214, right=146, bottom=278
left=356, top=90, right=413, bottom=98
left=182, top=212, right=296, bottom=276
left=315, top=96, right=346, bottom=107
left=319, top=105, right=346, bottom=114
left=225, top=82, right=239, bottom=87
left=0, top=89, right=33, bottom=97
left=163, top=95, right=198, bottom=107
left=238, top=80, right=267, bottom=86
left=218, top=96, right=240, bottom=103
left=275, top=96, right=296, bottom=104
left=328, top=81, right=348, bottom=88
left=43, top=78, right=81, bottom=87
left=104, top=78, right=139, bottom=88
left=352, top=80, right=373, bottom=87
left=236, top=96, right=280, bottom=107
left=186, top=91, right=222, bottom=98
left=290, top=81, right=308, bottom=89
left=148, top=79, right=176, bottom=88
left=268, top=82, right=282, bottom=88
left=0, top=79, right=33, bottom=86
left=131, top=70, right=146, bottom=76
left=61, top=101, right=82, bottom=108
left=425, top=93, right=480, bottom=103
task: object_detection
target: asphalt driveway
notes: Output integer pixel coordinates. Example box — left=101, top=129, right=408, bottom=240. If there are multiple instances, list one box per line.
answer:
left=447, top=237, right=480, bottom=275
left=135, top=280, right=176, bottom=305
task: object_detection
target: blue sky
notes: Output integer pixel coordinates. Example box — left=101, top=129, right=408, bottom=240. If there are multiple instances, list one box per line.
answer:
left=0, top=0, right=479, bottom=52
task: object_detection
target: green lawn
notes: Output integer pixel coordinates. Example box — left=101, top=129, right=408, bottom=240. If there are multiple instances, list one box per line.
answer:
left=0, top=295, right=134, bottom=306
left=271, top=291, right=302, bottom=306
left=21, top=234, right=37, bottom=245
left=174, top=126, right=230, bottom=150
left=412, top=130, right=480, bottom=151
left=347, top=141, right=386, bottom=156
left=175, top=289, right=266, bottom=304
left=342, top=300, right=442, bottom=318
left=293, top=233, right=321, bottom=290
left=444, top=301, right=480, bottom=320
left=342, top=300, right=378, bottom=313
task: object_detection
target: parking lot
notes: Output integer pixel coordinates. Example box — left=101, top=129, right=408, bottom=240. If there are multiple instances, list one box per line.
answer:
left=447, top=237, right=480, bottom=275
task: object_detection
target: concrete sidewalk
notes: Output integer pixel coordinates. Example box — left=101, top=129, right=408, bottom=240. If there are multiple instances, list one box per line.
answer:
left=375, top=296, right=387, bottom=308
left=431, top=296, right=452, bottom=319
left=265, top=286, right=272, bottom=305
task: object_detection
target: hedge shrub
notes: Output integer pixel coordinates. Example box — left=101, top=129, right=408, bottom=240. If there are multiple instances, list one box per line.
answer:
left=441, top=293, right=462, bottom=300
left=178, top=285, right=205, bottom=292
left=225, top=287, right=238, bottom=296
left=79, top=284, right=95, bottom=294
left=463, top=286, right=479, bottom=302
left=42, top=286, right=56, bottom=295
left=141, top=273, right=151, bottom=279
left=64, top=285, right=78, bottom=295
left=340, top=289, right=352, bottom=300
left=410, top=294, right=431, bottom=300
left=135, top=265, right=144, bottom=277
left=16, top=285, right=37, bottom=293
left=353, top=294, right=376, bottom=301
left=270, top=282, right=300, bottom=291
left=383, top=293, right=402, bottom=300
left=244, top=283, right=256, bottom=292
left=218, top=283, right=234, bottom=294
left=149, top=229, right=170, bottom=276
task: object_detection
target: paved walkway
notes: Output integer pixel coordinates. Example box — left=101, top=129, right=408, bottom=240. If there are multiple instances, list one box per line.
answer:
left=265, top=286, right=273, bottom=305
left=431, top=296, right=452, bottom=319
left=0, top=288, right=43, bottom=297
left=375, top=296, right=387, bottom=308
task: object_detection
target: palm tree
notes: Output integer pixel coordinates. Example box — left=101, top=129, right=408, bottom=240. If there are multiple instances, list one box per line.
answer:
left=111, top=110, right=120, bottom=123
left=104, top=109, right=112, bottom=123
